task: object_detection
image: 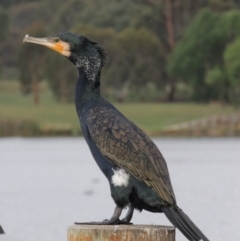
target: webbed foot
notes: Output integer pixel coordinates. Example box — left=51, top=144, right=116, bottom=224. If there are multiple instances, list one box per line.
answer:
left=75, top=204, right=134, bottom=225
left=75, top=218, right=132, bottom=225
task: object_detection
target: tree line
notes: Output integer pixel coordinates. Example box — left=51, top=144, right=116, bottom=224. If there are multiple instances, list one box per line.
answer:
left=1, top=0, right=240, bottom=104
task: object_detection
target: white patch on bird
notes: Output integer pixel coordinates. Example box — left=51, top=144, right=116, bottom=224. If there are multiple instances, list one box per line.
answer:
left=111, top=168, right=130, bottom=187
left=75, top=49, right=101, bottom=81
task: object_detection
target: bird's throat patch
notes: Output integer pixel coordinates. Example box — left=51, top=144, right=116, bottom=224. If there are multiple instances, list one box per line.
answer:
left=50, top=41, right=71, bottom=57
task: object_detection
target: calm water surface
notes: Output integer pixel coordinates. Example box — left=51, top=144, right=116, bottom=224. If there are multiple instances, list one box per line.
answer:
left=0, top=137, right=239, bottom=241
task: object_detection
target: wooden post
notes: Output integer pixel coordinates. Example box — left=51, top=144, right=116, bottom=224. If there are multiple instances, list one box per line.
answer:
left=68, top=224, right=175, bottom=241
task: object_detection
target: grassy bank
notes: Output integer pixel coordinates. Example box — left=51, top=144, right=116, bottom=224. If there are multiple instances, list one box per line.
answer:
left=0, top=80, right=238, bottom=136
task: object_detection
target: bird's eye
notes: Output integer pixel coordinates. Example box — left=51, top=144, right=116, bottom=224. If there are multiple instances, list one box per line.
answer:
left=54, top=38, right=59, bottom=43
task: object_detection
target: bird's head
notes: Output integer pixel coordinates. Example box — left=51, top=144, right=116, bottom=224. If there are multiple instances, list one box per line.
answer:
left=23, top=32, right=107, bottom=81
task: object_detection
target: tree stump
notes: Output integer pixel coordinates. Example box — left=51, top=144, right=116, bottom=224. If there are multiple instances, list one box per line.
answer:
left=68, top=224, right=175, bottom=241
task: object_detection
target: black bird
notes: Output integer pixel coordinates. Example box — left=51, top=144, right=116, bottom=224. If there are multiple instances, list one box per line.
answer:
left=0, top=225, right=4, bottom=234
left=23, top=33, right=209, bottom=241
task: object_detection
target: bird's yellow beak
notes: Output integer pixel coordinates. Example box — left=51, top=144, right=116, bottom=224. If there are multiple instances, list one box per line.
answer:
left=23, top=34, right=70, bottom=57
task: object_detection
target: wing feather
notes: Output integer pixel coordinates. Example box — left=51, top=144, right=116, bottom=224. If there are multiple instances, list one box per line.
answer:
left=87, top=107, right=176, bottom=204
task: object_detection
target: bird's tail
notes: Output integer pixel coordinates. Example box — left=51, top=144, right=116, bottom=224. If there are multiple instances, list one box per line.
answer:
left=0, top=225, right=5, bottom=234
left=162, top=206, right=209, bottom=241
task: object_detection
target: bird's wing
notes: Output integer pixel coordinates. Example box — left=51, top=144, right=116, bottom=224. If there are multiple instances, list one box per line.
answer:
left=128, top=120, right=176, bottom=201
left=87, top=107, right=175, bottom=204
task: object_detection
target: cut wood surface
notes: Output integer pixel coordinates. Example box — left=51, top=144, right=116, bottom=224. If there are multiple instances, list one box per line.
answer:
left=68, top=224, right=175, bottom=241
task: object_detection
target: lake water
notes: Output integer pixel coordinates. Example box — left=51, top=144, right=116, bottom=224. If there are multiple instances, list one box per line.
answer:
left=0, top=137, right=239, bottom=241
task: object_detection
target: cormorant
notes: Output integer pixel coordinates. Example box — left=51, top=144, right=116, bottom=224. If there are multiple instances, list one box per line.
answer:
left=23, top=33, right=209, bottom=241
left=0, top=225, right=4, bottom=234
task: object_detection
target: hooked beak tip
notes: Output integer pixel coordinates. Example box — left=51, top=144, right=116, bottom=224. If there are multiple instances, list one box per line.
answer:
left=23, top=34, right=30, bottom=43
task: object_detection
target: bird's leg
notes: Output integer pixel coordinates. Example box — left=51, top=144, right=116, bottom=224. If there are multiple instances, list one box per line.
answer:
left=121, top=203, right=134, bottom=223
left=75, top=205, right=125, bottom=225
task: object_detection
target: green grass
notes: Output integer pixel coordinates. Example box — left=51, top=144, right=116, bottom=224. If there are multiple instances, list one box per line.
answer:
left=0, top=80, right=238, bottom=134
left=115, top=103, right=237, bottom=132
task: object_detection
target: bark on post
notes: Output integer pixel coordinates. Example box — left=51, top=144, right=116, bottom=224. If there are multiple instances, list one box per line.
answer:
left=68, top=224, right=175, bottom=241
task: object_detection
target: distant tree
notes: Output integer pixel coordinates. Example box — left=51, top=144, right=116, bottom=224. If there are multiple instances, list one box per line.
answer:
left=10, top=2, right=47, bottom=31
left=111, top=28, right=163, bottom=101
left=164, top=0, right=176, bottom=101
left=205, top=66, right=228, bottom=101
left=18, top=22, right=47, bottom=105
left=0, top=62, right=2, bottom=80
left=5, top=0, right=240, bottom=104
left=53, top=0, right=152, bottom=32
left=0, top=0, right=40, bottom=8
left=0, top=30, right=23, bottom=67
left=45, top=52, right=77, bottom=103
left=51, top=0, right=86, bottom=32
left=0, top=7, right=9, bottom=79
left=167, top=9, right=240, bottom=102
left=0, top=7, right=9, bottom=42
left=224, top=37, right=240, bottom=104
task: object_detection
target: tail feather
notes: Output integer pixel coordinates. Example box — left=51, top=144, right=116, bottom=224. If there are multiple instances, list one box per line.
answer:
left=0, top=225, right=4, bottom=234
left=163, top=206, right=198, bottom=240
left=177, top=208, right=209, bottom=240
left=162, top=206, right=209, bottom=241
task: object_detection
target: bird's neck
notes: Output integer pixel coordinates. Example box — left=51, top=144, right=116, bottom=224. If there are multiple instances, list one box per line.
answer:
left=74, top=69, right=101, bottom=116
